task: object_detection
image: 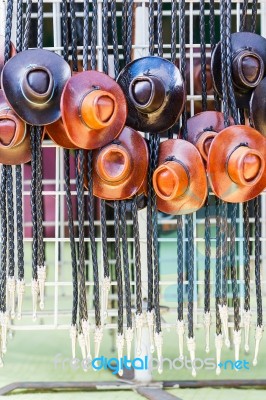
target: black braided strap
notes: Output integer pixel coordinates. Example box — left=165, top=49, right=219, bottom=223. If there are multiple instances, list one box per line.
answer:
left=200, top=0, right=207, bottom=111
left=102, top=0, right=109, bottom=75
left=157, top=0, right=163, bottom=58
left=209, top=0, right=220, bottom=111
left=110, top=0, right=119, bottom=78
left=251, top=0, right=258, bottom=33
left=215, top=197, right=222, bottom=336
left=23, top=0, right=33, bottom=51
left=114, top=201, right=123, bottom=336
left=69, top=0, right=78, bottom=72
left=230, top=204, right=240, bottom=332
left=91, top=0, right=98, bottom=71
left=240, top=0, right=249, bottom=31
left=126, top=0, right=134, bottom=65
left=0, top=166, right=7, bottom=315
left=149, top=0, right=155, bottom=56
left=177, top=215, right=183, bottom=321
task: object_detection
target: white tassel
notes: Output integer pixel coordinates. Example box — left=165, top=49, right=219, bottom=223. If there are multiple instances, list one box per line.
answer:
left=78, top=332, right=88, bottom=371
left=253, top=325, right=264, bottom=366
left=37, top=265, right=46, bottom=310
left=146, top=310, right=155, bottom=353
left=101, top=276, right=111, bottom=320
left=31, top=279, right=39, bottom=321
left=154, top=331, right=163, bottom=374
left=116, top=333, right=124, bottom=377
left=94, top=326, right=103, bottom=359
left=242, top=309, right=251, bottom=352
left=203, top=311, right=211, bottom=353
left=233, top=329, right=241, bottom=362
left=69, top=325, right=77, bottom=362
left=7, top=277, right=16, bottom=319
left=215, top=333, right=223, bottom=375
left=176, top=319, right=185, bottom=360
left=135, top=313, right=143, bottom=356
left=81, top=319, right=91, bottom=361
left=219, top=304, right=230, bottom=347
left=16, top=279, right=25, bottom=320
left=125, top=327, right=133, bottom=360
left=0, top=312, right=9, bottom=354
left=187, top=336, right=196, bottom=377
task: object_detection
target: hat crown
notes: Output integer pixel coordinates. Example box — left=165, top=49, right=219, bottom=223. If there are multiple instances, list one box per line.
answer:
left=196, top=130, right=217, bottom=162
left=227, top=145, right=265, bottom=187
left=27, top=69, right=50, bottom=94
left=96, top=145, right=131, bottom=183
left=153, top=160, right=189, bottom=201
left=0, top=118, right=16, bottom=146
left=81, top=89, right=117, bottom=130
left=22, top=66, right=54, bottom=105
left=129, top=75, right=165, bottom=114
left=232, top=50, right=264, bottom=90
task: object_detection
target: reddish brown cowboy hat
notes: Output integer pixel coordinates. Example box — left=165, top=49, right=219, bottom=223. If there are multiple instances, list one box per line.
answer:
left=187, top=111, right=232, bottom=162
left=60, top=71, right=127, bottom=150
left=207, top=125, right=266, bottom=203
left=211, top=32, right=266, bottom=108
left=117, top=56, right=185, bottom=133
left=153, top=139, right=207, bottom=215
left=1, top=48, right=71, bottom=125
left=45, top=118, right=80, bottom=149
left=250, top=77, right=266, bottom=137
left=0, top=89, right=30, bottom=165
left=0, top=36, right=16, bottom=88
left=92, top=126, right=148, bottom=200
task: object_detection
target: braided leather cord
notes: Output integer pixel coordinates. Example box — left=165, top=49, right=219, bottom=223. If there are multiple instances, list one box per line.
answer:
left=157, top=0, right=163, bottom=58
left=0, top=167, right=7, bottom=313
left=110, top=0, right=120, bottom=78
left=30, top=127, right=38, bottom=281
left=91, top=0, right=98, bottom=71
left=209, top=0, right=220, bottom=111
left=171, top=0, right=177, bottom=64
left=16, top=0, right=23, bottom=52
left=70, top=0, right=78, bottom=72
left=243, top=202, right=250, bottom=312
left=6, top=166, right=15, bottom=279
left=4, top=0, right=13, bottom=63
left=220, top=201, right=228, bottom=307
left=83, top=0, right=90, bottom=71
left=179, top=0, right=187, bottom=140
left=240, top=0, right=249, bottom=31
left=187, top=214, right=194, bottom=338
left=230, top=203, right=240, bottom=331
left=35, top=126, right=45, bottom=268
left=37, top=0, right=43, bottom=49
left=125, top=0, right=134, bottom=65
left=251, top=0, right=258, bottom=33
left=147, top=139, right=154, bottom=312
left=215, top=197, right=222, bottom=335
left=254, top=197, right=262, bottom=327
left=114, top=201, right=123, bottom=335
left=102, top=0, right=109, bottom=75
left=132, top=196, right=142, bottom=317
left=120, top=201, right=132, bottom=328
left=75, top=150, right=88, bottom=324
left=200, top=0, right=207, bottom=111
left=122, top=0, right=128, bottom=61
left=149, top=0, right=155, bottom=56
left=23, top=0, right=33, bottom=51
left=177, top=215, right=183, bottom=321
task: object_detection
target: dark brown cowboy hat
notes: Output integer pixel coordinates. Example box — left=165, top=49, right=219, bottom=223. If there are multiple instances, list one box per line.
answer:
left=207, top=125, right=266, bottom=203
left=153, top=139, right=207, bottom=215
left=187, top=111, right=233, bottom=162
left=60, top=71, right=127, bottom=150
left=92, top=126, right=149, bottom=200
left=0, top=89, right=30, bottom=165
left=117, top=56, right=185, bottom=133
left=250, top=77, right=266, bottom=137
left=45, top=118, right=80, bottom=149
left=0, top=36, right=16, bottom=88
left=1, top=48, right=71, bottom=125
left=211, top=32, right=266, bottom=108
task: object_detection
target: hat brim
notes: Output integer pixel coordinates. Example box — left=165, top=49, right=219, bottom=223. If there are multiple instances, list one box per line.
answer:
left=187, top=111, right=230, bottom=145
left=207, top=125, right=266, bottom=202
left=250, top=77, right=266, bottom=137
left=155, top=139, right=207, bottom=215
left=61, top=71, right=127, bottom=150
left=92, top=127, right=149, bottom=200
left=0, top=36, right=16, bottom=88
left=1, top=49, right=71, bottom=125
left=211, top=32, right=266, bottom=108
left=117, top=56, right=185, bottom=133
left=45, top=118, right=80, bottom=149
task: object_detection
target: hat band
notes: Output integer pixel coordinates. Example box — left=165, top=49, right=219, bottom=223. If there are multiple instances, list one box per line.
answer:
left=21, top=66, right=54, bottom=105
left=227, top=144, right=265, bottom=187
left=0, top=110, right=26, bottom=149
left=196, top=131, right=217, bottom=162
left=153, top=159, right=190, bottom=201
left=96, top=145, right=132, bottom=184
left=232, top=50, right=264, bottom=91
left=129, top=75, right=165, bottom=114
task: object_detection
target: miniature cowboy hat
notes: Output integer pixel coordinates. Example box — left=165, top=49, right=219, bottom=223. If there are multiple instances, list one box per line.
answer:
left=0, top=35, right=16, bottom=87
left=1, top=48, right=71, bottom=125
left=117, top=56, right=185, bottom=133
left=211, top=32, right=266, bottom=108
left=187, top=111, right=232, bottom=162
left=60, top=71, right=127, bottom=150
left=152, top=139, right=208, bottom=215
left=250, top=77, right=266, bottom=137
left=207, top=125, right=266, bottom=203
left=0, top=89, right=30, bottom=165
left=92, top=126, right=149, bottom=200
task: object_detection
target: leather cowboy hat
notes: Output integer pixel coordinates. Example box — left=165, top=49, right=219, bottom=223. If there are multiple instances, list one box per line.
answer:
left=117, top=56, right=185, bottom=133
left=92, top=126, right=149, bottom=200
left=0, top=89, right=30, bottom=165
left=187, top=111, right=232, bottom=162
left=250, top=77, right=266, bottom=137
left=152, top=139, right=208, bottom=215
left=60, top=71, right=127, bottom=150
left=1, top=48, right=71, bottom=125
left=207, top=125, right=266, bottom=203
left=211, top=32, right=266, bottom=108
left=0, top=35, right=16, bottom=87
left=45, top=118, right=79, bottom=149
